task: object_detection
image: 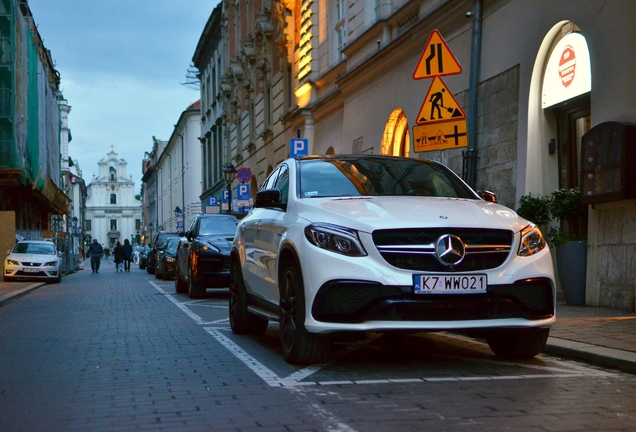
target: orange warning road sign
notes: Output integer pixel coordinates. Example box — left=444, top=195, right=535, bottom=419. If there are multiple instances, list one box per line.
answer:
left=413, top=120, right=468, bottom=152
left=413, top=30, right=462, bottom=79
left=416, top=76, right=465, bottom=125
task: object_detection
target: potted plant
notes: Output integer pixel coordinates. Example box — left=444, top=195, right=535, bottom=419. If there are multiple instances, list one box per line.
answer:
left=549, top=188, right=587, bottom=305
left=516, top=188, right=588, bottom=305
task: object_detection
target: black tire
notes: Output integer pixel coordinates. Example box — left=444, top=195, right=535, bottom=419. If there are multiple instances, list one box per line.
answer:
left=187, top=261, right=205, bottom=299
left=155, top=263, right=162, bottom=279
left=486, top=328, right=550, bottom=358
left=174, top=266, right=187, bottom=294
left=229, top=259, right=268, bottom=335
left=279, top=262, right=331, bottom=365
left=3, top=276, right=15, bottom=282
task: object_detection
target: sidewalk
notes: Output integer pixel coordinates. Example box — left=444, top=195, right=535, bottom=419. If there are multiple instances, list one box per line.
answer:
left=0, top=276, right=634, bottom=373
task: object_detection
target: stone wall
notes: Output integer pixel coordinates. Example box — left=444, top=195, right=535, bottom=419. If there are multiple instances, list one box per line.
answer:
left=587, top=200, right=636, bottom=310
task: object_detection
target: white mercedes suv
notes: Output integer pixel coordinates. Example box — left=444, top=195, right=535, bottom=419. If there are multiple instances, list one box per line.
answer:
left=229, top=155, right=555, bottom=364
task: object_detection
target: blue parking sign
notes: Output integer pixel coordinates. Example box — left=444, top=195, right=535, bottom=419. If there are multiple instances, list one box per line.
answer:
left=290, top=138, right=309, bottom=157
left=237, top=184, right=250, bottom=207
left=207, top=197, right=218, bottom=206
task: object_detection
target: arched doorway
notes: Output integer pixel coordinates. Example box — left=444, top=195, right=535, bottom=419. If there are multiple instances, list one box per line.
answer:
left=381, top=109, right=410, bottom=157
left=526, top=22, right=591, bottom=195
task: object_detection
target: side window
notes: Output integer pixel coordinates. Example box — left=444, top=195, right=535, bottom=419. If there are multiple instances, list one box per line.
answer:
left=260, top=167, right=280, bottom=191
left=272, top=164, right=289, bottom=203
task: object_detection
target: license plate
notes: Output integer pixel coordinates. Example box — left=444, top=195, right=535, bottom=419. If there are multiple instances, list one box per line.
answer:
left=414, top=274, right=488, bottom=294
left=23, top=268, right=40, bottom=273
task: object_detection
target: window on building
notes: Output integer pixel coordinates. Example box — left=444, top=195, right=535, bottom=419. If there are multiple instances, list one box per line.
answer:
left=110, top=193, right=117, bottom=204
left=334, top=0, right=346, bottom=62
left=135, top=219, right=141, bottom=230
left=109, top=166, right=116, bottom=181
left=381, top=109, right=410, bottom=157
left=85, top=220, right=91, bottom=231
left=110, top=219, right=117, bottom=231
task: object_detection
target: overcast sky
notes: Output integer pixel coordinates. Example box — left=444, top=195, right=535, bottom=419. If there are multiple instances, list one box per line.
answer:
left=28, top=0, right=217, bottom=192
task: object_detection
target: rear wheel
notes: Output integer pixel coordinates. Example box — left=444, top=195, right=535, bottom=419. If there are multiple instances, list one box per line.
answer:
left=279, top=262, right=331, bottom=365
left=229, top=259, right=268, bottom=335
left=486, top=328, right=550, bottom=358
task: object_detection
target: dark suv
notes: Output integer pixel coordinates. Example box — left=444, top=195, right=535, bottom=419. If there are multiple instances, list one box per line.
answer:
left=174, top=214, right=238, bottom=298
left=146, top=231, right=179, bottom=274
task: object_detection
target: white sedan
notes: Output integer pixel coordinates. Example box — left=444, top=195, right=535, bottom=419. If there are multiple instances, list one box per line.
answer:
left=4, top=240, right=62, bottom=284
left=229, top=155, right=556, bottom=364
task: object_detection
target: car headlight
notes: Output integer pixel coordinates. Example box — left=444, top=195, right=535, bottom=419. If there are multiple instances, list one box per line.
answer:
left=44, top=261, right=59, bottom=266
left=518, top=224, right=546, bottom=257
left=201, top=243, right=220, bottom=253
left=304, top=223, right=367, bottom=257
left=6, top=259, right=19, bottom=266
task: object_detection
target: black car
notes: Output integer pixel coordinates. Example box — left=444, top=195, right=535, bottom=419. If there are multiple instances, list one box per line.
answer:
left=147, top=231, right=179, bottom=274
left=155, top=237, right=181, bottom=280
left=175, top=214, right=239, bottom=298
left=138, top=246, right=150, bottom=270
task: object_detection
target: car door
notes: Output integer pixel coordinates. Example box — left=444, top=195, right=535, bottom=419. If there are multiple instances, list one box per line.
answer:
left=240, top=167, right=281, bottom=297
left=252, top=163, right=290, bottom=302
left=178, top=217, right=198, bottom=282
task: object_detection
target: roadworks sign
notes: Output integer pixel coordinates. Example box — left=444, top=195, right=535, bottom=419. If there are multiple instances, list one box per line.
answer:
left=416, top=76, right=465, bottom=125
left=413, top=120, right=468, bottom=152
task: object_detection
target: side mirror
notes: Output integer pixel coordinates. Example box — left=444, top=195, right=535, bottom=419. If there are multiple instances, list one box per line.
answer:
left=254, top=188, right=286, bottom=210
left=478, top=190, right=497, bottom=203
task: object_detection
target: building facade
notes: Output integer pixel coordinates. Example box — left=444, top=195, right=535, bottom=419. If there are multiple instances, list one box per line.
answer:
left=192, top=0, right=636, bottom=310
left=85, top=150, right=142, bottom=249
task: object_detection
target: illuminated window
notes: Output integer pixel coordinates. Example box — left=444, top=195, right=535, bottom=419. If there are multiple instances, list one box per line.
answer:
left=381, top=109, right=410, bottom=157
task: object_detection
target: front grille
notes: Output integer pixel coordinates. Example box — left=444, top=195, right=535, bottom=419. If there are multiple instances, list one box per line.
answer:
left=373, top=228, right=513, bottom=272
left=312, top=278, right=553, bottom=323
left=199, top=256, right=229, bottom=273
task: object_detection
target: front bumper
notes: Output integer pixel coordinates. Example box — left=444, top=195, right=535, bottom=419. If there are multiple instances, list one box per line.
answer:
left=296, top=231, right=556, bottom=334
left=5, top=265, right=60, bottom=280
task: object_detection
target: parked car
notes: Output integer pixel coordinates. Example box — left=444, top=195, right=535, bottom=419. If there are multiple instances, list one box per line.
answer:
left=229, top=155, right=556, bottom=364
left=175, top=214, right=239, bottom=298
left=155, top=237, right=182, bottom=280
left=138, top=246, right=150, bottom=270
left=146, top=231, right=179, bottom=274
left=4, top=240, right=62, bottom=284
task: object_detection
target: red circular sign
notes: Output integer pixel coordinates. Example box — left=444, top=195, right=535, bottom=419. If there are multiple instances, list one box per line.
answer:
left=236, top=167, right=252, bottom=183
left=558, top=45, right=576, bottom=88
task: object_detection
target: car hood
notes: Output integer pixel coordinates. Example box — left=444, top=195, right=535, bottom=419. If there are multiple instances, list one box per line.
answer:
left=198, top=235, right=234, bottom=252
left=294, top=196, right=529, bottom=233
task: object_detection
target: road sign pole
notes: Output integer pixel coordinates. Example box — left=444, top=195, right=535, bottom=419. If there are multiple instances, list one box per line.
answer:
left=464, top=0, right=483, bottom=189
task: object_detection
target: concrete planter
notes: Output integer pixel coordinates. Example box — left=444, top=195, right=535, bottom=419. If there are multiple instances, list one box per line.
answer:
left=556, top=241, right=587, bottom=306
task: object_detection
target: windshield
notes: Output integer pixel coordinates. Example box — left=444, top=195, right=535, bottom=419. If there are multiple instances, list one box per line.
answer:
left=164, top=239, right=179, bottom=253
left=299, top=157, right=476, bottom=199
left=13, top=242, right=56, bottom=255
left=199, top=217, right=238, bottom=236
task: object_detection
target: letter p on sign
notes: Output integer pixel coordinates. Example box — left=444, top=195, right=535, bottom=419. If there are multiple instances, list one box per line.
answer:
left=290, top=138, right=309, bottom=157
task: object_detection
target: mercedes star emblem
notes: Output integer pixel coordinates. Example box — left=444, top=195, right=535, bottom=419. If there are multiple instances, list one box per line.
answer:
left=435, top=234, right=466, bottom=266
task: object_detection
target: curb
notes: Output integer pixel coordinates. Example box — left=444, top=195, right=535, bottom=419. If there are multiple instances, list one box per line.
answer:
left=545, top=337, right=636, bottom=374
left=0, top=282, right=46, bottom=304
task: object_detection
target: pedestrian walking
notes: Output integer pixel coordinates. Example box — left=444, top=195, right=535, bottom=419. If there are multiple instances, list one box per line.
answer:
left=113, top=241, right=124, bottom=272
left=122, top=239, right=133, bottom=272
left=88, top=239, right=104, bottom=273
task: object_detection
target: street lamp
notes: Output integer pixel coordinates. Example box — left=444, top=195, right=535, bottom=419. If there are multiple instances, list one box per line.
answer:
left=174, top=206, right=183, bottom=232
left=173, top=206, right=182, bottom=218
left=223, top=163, right=237, bottom=214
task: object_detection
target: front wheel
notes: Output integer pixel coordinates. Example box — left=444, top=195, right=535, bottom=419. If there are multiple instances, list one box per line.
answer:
left=486, top=328, right=550, bottom=358
left=188, top=262, right=205, bottom=299
left=279, top=262, right=331, bottom=365
left=229, top=259, right=268, bottom=335
left=174, top=265, right=187, bottom=294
